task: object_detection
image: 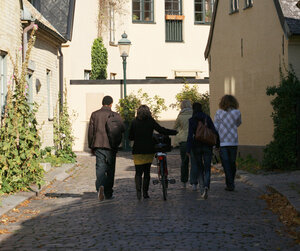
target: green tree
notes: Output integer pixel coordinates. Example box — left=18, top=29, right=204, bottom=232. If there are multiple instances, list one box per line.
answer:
left=115, top=89, right=167, bottom=122
left=170, top=83, right=210, bottom=115
left=90, top=37, right=108, bottom=79
left=262, top=67, right=300, bottom=170
left=0, top=27, right=44, bottom=193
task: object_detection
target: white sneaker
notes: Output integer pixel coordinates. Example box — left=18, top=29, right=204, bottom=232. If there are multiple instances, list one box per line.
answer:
left=202, top=187, right=208, bottom=199
left=192, top=184, right=197, bottom=191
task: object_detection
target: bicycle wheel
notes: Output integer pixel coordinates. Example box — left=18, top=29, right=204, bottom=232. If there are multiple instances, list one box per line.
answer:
left=160, top=161, right=167, bottom=200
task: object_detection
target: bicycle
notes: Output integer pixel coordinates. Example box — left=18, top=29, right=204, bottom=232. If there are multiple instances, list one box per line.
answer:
left=152, top=134, right=176, bottom=200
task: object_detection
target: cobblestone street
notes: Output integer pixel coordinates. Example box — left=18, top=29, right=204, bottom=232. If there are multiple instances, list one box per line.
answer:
left=0, top=152, right=298, bottom=250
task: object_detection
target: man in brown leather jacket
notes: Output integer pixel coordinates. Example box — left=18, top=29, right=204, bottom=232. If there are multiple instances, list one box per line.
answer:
left=88, top=96, right=125, bottom=201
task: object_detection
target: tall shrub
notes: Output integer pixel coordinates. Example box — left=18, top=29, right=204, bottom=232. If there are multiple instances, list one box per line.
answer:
left=90, top=37, right=108, bottom=79
left=170, top=84, right=210, bottom=115
left=263, top=67, right=300, bottom=170
left=53, top=83, right=76, bottom=163
left=0, top=27, right=44, bottom=193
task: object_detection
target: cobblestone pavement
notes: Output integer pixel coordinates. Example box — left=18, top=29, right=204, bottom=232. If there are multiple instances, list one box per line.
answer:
left=0, top=152, right=298, bottom=250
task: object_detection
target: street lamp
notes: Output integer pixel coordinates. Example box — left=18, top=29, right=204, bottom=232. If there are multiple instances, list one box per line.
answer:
left=118, top=32, right=131, bottom=98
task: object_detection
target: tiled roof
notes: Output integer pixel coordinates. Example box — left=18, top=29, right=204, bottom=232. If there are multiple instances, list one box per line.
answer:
left=23, top=0, right=66, bottom=42
left=279, top=0, right=300, bottom=34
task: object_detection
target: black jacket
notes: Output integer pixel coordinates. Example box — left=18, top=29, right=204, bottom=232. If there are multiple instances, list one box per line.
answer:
left=129, top=117, right=177, bottom=154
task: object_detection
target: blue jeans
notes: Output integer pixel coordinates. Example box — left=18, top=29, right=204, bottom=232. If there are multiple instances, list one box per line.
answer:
left=94, top=148, right=116, bottom=198
left=190, top=145, right=213, bottom=188
left=179, top=142, right=189, bottom=183
left=220, top=146, right=238, bottom=190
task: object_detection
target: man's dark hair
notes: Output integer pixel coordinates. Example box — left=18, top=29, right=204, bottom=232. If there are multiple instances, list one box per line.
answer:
left=102, top=95, right=113, bottom=106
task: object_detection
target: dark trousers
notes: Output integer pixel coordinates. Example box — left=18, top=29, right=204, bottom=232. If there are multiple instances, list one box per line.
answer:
left=179, top=142, right=189, bottom=183
left=94, top=148, right=116, bottom=198
left=220, top=146, right=238, bottom=190
left=135, top=163, right=151, bottom=195
left=190, top=145, right=213, bottom=188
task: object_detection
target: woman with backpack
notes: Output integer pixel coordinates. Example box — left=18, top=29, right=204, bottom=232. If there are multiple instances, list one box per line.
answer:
left=129, top=105, right=177, bottom=200
left=214, top=95, right=241, bottom=191
left=186, top=102, right=219, bottom=199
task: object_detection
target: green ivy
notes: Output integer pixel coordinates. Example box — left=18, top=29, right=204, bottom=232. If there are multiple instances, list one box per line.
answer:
left=262, top=67, right=300, bottom=170
left=115, top=89, right=167, bottom=122
left=53, top=84, right=76, bottom=163
left=170, top=83, right=210, bottom=115
left=90, top=37, right=108, bottom=80
left=0, top=28, right=44, bottom=194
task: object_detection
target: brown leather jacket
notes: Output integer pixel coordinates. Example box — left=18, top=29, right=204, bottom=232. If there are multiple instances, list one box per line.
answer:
left=88, top=106, right=124, bottom=150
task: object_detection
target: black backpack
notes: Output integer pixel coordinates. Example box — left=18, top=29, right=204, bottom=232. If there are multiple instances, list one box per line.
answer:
left=105, top=113, right=124, bottom=151
left=153, top=133, right=172, bottom=152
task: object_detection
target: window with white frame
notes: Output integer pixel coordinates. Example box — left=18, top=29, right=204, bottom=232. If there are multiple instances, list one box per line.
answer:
left=132, top=0, right=154, bottom=22
left=0, top=52, right=7, bottom=117
left=230, top=0, right=239, bottom=13
left=195, top=0, right=214, bottom=24
left=244, top=0, right=253, bottom=8
left=46, top=69, right=53, bottom=120
left=109, top=3, right=115, bottom=43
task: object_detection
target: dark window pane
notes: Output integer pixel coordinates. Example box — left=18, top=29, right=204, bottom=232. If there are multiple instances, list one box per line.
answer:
left=195, top=3, right=203, bottom=11
left=195, top=13, right=203, bottom=22
left=133, top=11, right=141, bottom=20
left=144, top=11, right=152, bottom=21
left=144, top=2, right=151, bottom=11
left=133, top=2, right=141, bottom=11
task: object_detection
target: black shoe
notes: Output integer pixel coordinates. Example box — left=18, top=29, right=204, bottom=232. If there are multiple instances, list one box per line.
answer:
left=225, top=187, right=234, bottom=191
left=202, top=187, right=208, bottom=199
left=105, top=195, right=115, bottom=200
left=143, top=192, right=150, bottom=199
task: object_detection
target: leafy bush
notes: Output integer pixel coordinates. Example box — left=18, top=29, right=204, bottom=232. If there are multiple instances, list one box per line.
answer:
left=53, top=84, right=76, bottom=163
left=237, top=155, right=262, bottom=174
left=116, top=89, right=167, bottom=122
left=90, top=37, right=108, bottom=79
left=170, top=83, right=210, bottom=115
left=0, top=27, right=44, bottom=194
left=262, top=67, right=300, bottom=170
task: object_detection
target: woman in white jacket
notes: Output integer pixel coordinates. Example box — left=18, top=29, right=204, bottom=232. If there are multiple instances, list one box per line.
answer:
left=214, top=95, right=241, bottom=191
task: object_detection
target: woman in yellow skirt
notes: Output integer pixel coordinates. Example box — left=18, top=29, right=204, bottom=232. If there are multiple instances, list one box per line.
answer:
left=129, top=105, right=177, bottom=200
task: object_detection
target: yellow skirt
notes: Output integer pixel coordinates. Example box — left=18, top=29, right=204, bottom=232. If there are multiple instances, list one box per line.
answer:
left=133, top=154, right=154, bottom=165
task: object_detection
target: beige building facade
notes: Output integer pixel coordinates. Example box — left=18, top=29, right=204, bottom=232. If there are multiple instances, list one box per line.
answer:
left=205, top=0, right=300, bottom=160
left=0, top=0, right=66, bottom=149
left=62, top=0, right=213, bottom=151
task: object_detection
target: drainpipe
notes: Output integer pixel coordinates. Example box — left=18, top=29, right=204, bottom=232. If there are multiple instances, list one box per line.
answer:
left=58, top=47, right=63, bottom=113
left=23, top=21, right=35, bottom=62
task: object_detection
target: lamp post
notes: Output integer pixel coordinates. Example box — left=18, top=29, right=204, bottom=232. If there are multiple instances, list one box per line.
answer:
left=118, top=32, right=131, bottom=98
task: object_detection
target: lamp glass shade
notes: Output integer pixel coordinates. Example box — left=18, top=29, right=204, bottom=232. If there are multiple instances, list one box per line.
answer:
left=118, top=43, right=131, bottom=57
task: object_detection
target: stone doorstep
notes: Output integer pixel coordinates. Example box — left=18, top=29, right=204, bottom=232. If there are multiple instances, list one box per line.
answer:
left=0, top=163, right=76, bottom=217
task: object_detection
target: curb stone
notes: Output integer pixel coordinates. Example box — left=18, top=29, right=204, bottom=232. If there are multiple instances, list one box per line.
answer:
left=0, top=163, right=77, bottom=217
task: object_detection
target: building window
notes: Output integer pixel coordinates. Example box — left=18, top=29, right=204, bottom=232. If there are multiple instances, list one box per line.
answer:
left=84, top=70, right=91, bottom=80
left=132, top=0, right=154, bottom=22
left=165, top=0, right=183, bottom=42
left=0, top=52, right=7, bottom=117
left=244, top=0, right=253, bottom=8
left=165, top=0, right=182, bottom=15
left=230, top=0, right=239, bottom=13
left=195, top=0, right=214, bottom=24
left=46, top=70, right=53, bottom=120
left=109, top=4, right=115, bottom=44
left=26, top=72, right=33, bottom=109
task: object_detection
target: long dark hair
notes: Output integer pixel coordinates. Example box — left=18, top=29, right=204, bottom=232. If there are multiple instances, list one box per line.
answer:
left=136, top=105, right=152, bottom=120
left=192, top=102, right=203, bottom=115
